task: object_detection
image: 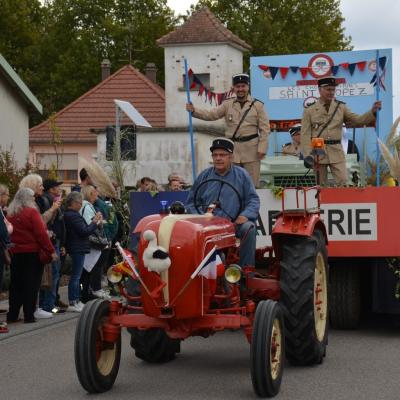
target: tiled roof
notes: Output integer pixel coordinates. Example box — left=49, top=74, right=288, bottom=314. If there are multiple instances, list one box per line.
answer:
left=29, top=65, right=165, bottom=143
left=157, top=7, right=251, bottom=51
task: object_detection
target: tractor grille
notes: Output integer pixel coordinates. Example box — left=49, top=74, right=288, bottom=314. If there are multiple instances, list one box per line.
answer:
left=273, top=175, right=316, bottom=187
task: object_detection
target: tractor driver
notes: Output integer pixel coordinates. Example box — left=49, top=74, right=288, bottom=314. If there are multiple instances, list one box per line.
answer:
left=186, top=138, right=260, bottom=267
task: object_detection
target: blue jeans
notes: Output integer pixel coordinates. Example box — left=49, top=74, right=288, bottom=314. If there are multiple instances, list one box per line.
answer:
left=39, top=244, right=61, bottom=312
left=236, top=221, right=256, bottom=267
left=68, top=252, right=86, bottom=302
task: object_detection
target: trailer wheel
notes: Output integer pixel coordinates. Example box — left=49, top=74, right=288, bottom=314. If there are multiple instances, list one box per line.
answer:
left=75, top=299, right=121, bottom=393
left=125, top=277, right=181, bottom=363
left=330, top=264, right=360, bottom=329
left=280, top=230, right=328, bottom=365
left=130, top=328, right=180, bottom=363
left=251, top=300, right=284, bottom=398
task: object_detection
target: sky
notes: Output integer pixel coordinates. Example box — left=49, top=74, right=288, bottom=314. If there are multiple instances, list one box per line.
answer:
left=167, top=0, right=400, bottom=119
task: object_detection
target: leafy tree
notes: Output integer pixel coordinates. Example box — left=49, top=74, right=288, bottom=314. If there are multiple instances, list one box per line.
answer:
left=191, top=0, right=352, bottom=57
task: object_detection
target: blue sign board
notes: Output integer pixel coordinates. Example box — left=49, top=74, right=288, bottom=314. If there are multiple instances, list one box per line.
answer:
left=250, top=49, right=393, bottom=161
left=130, top=191, right=189, bottom=247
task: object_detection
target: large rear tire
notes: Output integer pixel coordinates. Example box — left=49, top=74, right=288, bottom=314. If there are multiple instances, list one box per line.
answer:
left=279, top=231, right=328, bottom=365
left=75, top=299, right=121, bottom=393
left=251, top=300, right=284, bottom=398
left=125, top=277, right=180, bottom=363
left=330, top=264, right=361, bottom=329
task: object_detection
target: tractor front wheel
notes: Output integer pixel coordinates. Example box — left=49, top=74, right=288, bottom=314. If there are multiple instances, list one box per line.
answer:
left=75, top=299, right=121, bottom=393
left=280, top=230, right=328, bottom=365
left=251, top=300, right=284, bottom=398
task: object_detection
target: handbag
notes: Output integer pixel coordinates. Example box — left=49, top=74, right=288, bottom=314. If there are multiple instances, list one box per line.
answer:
left=89, top=228, right=109, bottom=250
left=41, top=263, right=52, bottom=289
left=38, top=247, right=53, bottom=264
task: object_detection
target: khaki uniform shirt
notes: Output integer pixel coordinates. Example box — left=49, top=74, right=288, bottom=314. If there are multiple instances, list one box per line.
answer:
left=192, top=96, right=270, bottom=163
left=282, top=142, right=301, bottom=157
left=300, top=99, right=375, bottom=164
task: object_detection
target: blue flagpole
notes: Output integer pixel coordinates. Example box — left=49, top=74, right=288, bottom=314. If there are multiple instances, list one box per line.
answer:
left=184, top=58, right=197, bottom=182
left=375, top=49, right=381, bottom=186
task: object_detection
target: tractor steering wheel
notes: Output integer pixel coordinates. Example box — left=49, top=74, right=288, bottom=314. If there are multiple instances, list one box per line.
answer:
left=193, top=178, right=244, bottom=221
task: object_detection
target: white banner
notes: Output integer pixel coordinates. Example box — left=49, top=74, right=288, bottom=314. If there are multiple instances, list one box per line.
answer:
left=269, top=82, right=374, bottom=100
left=255, top=190, right=377, bottom=246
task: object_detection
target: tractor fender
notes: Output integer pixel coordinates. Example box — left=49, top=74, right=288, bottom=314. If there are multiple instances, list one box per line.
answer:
left=271, top=213, right=327, bottom=258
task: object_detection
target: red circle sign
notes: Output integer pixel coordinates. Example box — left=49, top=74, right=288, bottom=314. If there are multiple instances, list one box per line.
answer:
left=308, top=54, right=334, bottom=78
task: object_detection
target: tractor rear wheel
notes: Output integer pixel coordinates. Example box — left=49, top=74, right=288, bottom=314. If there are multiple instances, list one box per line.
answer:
left=125, top=277, right=181, bottom=363
left=75, top=299, right=121, bottom=393
left=251, top=300, right=284, bottom=398
left=329, top=264, right=361, bottom=329
left=130, top=328, right=180, bottom=363
left=279, top=230, right=328, bottom=365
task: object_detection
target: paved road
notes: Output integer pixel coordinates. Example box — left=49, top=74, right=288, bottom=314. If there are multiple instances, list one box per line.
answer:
left=0, top=314, right=399, bottom=400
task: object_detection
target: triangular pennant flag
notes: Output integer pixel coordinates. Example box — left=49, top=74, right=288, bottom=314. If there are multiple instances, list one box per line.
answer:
left=198, top=85, right=205, bottom=96
left=348, top=63, right=357, bottom=76
left=370, top=73, right=376, bottom=85
left=290, top=66, right=299, bottom=73
left=280, top=67, right=289, bottom=79
left=190, top=82, right=196, bottom=89
left=216, top=93, right=223, bottom=105
left=193, top=75, right=202, bottom=85
left=357, top=61, right=366, bottom=71
left=379, top=56, right=387, bottom=70
left=258, top=65, right=269, bottom=71
left=331, top=65, right=340, bottom=76
left=300, top=67, right=309, bottom=79
left=188, top=68, right=193, bottom=77
left=204, top=88, right=208, bottom=101
left=340, top=63, right=349, bottom=69
left=269, top=66, right=279, bottom=80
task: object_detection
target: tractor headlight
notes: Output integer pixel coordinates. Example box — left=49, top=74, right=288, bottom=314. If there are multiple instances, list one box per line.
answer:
left=107, top=264, right=123, bottom=283
left=224, top=264, right=242, bottom=284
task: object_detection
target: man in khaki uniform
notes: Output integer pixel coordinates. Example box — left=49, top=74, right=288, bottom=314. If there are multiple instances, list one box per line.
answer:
left=282, top=123, right=302, bottom=157
left=301, top=77, right=382, bottom=186
left=186, top=74, right=270, bottom=187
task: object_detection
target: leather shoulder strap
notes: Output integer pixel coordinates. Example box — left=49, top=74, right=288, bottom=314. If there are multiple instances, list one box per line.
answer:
left=232, top=99, right=256, bottom=141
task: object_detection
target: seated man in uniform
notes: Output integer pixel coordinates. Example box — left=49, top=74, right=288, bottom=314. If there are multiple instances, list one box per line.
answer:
left=282, top=123, right=303, bottom=158
left=186, top=138, right=260, bottom=267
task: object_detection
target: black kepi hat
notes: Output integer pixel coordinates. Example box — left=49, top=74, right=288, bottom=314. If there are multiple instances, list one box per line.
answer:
left=210, top=137, right=234, bottom=153
left=289, top=123, right=302, bottom=136
left=318, top=76, right=337, bottom=87
left=43, top=179, right=63, bottom=192
left=232, top=73, right=249, bottom=86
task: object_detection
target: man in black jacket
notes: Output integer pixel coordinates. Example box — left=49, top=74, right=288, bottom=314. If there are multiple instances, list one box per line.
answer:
left=37, top=179, right=66, bottom=314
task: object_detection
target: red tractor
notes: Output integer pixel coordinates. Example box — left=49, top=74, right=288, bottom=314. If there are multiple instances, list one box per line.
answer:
left=74, top=186, right=328, bottom=398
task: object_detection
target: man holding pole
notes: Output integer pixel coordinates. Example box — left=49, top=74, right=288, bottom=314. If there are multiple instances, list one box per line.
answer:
left=301, top=76, right=382, bottom=186
left=186, top=74, right=270, bottom=187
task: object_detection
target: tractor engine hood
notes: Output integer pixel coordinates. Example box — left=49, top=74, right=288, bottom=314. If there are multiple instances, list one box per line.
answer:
left=136, top=214, right=236, bottom=319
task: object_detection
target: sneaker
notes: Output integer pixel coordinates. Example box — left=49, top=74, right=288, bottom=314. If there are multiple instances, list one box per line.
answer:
left=55, top=299, right=69, bottom=309
left=51, top=307, right=66, bottom=314
left=67, top=301, right=83, bottom=313
left=92, top=289, right=111, bottom=300
left=77, top=301, right=85, bottom=311
left=34, top=308, right=54, bottom=319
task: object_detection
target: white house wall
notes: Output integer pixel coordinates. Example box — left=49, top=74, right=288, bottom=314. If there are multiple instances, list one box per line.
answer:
left=0, top=74, right=29, bottom=166
left=164, top=44, right=243, bottom=128
left=97, top=130, right=216, bottom=187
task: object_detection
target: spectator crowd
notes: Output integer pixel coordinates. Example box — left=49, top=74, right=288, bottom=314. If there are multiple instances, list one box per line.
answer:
left=0, top=169, right=186, bottom=333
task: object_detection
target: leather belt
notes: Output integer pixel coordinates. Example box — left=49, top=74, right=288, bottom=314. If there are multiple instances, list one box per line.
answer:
left=232, top=133, right=258, bottom=143
left=325, top=139, right=341, bottom=145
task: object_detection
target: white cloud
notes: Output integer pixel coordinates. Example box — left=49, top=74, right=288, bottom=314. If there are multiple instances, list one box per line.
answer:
left=340, top=0, right=400, bottom=119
